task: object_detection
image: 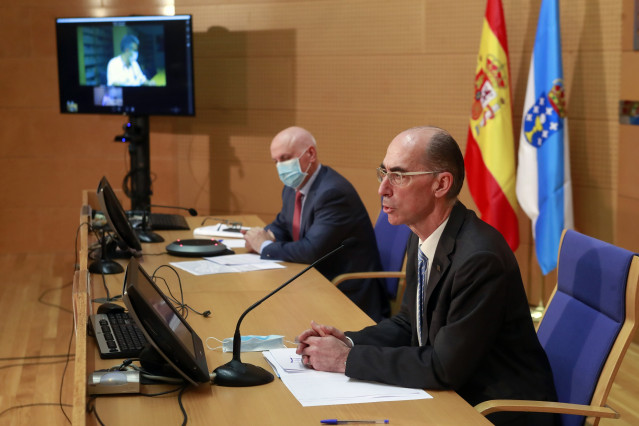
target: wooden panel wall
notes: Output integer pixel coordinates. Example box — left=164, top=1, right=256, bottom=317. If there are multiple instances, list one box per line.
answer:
left=618, top=0, right=639, bottom=255
left=0, top=0, right=627, bottom=303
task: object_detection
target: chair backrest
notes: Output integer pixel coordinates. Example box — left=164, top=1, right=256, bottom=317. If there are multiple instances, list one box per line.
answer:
left=374, top=209, right=412, bottom=298
left=537, top=229, right=639, bottom=426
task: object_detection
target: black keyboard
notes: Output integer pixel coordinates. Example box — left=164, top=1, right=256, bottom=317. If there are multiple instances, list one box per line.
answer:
left=91, top=311, right=148, bottom=359
left=150, top=213, right=190, bottom=230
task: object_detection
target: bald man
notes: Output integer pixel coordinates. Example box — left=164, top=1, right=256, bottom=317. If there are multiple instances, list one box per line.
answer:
left=244, top=127, right=389, bottom=322
left=295, top=126, right=558, bottom=425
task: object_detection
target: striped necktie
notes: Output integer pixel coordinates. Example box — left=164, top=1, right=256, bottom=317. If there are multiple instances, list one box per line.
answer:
left=417, top=249, right=428, bottom=346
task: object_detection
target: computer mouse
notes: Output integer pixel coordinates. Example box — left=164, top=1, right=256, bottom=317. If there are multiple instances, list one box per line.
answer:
left=97, top=302, right=125, bottom=314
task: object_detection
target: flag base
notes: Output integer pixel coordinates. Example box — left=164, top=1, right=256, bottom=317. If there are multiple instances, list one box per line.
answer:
left=530, top=303, right=545, bottom=323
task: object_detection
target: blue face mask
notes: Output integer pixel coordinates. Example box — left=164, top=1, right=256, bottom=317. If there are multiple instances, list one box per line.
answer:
left=205, top=335, right=286, bottom=352
left=130, top=50, right=139, bottom=62
left=276, top=148, right=311, bottom=189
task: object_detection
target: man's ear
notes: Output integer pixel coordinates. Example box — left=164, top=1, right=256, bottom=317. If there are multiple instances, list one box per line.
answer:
left=307, top=145, right=318, bottom=162
left=433, top=171, right=453, bottom=199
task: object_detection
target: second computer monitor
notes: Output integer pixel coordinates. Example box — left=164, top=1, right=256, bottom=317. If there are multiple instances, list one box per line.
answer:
left=96, top=176, right=142, bottom=256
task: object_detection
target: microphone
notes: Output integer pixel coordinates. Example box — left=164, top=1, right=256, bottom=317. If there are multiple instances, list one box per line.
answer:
left=150, top=204, right=198, bottom=216
left=213, top=237, right=358, bottom=387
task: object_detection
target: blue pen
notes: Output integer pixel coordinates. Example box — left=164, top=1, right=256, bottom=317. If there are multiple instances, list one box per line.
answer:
left=320, top=420, right=389, bottom=425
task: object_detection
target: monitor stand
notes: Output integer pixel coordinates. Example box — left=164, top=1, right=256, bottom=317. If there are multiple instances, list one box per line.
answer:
left=138, top=344, right=184, bottom=382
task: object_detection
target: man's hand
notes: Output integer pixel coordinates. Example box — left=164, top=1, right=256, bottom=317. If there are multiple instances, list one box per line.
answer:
left=296, top=320, right=352, bottom=373
left=243, top=227, right=275, bottom=253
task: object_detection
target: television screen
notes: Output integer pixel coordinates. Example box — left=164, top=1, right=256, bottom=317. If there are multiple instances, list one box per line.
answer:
left=55, top=15, right=195, bottom=116
left=123, top=258, right=210, bottom=385
left=96, top=176, right=143, bottom=256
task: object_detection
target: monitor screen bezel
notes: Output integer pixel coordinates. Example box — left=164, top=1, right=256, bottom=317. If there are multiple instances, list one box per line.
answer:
left=96, top=176, right=143, bottom=255
left=122, top=258, right=210, bottom=385
left=55, top=14, right=195, bottom=116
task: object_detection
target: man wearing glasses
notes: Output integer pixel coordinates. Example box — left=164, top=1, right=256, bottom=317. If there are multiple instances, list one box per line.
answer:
left=296, top=126, right=558, bottom=425
left=244, top=126, right=389, bottom=322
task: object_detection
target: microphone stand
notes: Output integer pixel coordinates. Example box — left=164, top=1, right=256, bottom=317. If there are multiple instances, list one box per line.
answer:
left=136, top=208, right=165, bottom=243
left=213, top=241, right=352, bottom=387
left=88, top=228, right=124, bottom=275
left=150, top=204, right=198, bottom=216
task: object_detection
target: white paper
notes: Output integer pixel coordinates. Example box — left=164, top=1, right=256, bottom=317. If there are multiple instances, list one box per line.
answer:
left=267, top=347, right=307, bottom=373
left=205, top=253, right=279, bottom=265
left=231, top=263, right=285, bottom=272
left=193, top=223, right=250, bottom=239
left=170, top=260, right=237, bottom=276
left=263, top=348, right=432, bottom=407
left=217, top=239, right=246, bottom=249
left=170, top=258, right=285, bottom=276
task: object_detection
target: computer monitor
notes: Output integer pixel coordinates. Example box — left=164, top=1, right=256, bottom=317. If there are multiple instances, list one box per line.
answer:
left=122, top=258, right=210, bottom=385
left=55, top=15, right=195, bottom=116
left=96, top=176, right=142, bottom=256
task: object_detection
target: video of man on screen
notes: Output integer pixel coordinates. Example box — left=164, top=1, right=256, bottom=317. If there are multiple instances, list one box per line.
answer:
left=76, top=24, right=167, bottom=88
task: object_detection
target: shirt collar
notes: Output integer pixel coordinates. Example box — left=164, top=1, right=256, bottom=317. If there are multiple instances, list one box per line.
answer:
left=298, top=163, right=322, bottom=196
left=419, top=217, right=449, bottom=264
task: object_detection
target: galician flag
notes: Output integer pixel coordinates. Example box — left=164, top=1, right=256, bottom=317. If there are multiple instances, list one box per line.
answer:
left=516, top=0, right=573, bottom=275
left=465, top=0, right=519, bottom=251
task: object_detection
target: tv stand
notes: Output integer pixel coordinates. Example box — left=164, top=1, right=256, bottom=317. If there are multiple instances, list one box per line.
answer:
left=116, top=115, right=152, bottom=212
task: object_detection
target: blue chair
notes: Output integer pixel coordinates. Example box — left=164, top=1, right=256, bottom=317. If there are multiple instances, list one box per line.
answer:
left=475, top=229, right=639, bottom=425
left=332, top=209, right=412, bottom=315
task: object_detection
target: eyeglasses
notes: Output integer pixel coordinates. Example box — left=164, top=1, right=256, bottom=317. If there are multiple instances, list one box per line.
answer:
left=376, top=167, right=441, bottom=187
left=200, top=217, right=243, bottom=232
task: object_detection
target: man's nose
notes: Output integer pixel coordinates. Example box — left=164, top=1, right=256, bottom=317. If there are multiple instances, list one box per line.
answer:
left=378, top=176, right=392, bottom=197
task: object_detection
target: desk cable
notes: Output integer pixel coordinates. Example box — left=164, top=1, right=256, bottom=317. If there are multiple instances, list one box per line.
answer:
left=90, top=225, right=122, bottom=303
left=0, top=221, right=91, bottom=422
left=0, top=284, right=76, bottom=424
left=150, top=264, right=212, bottom=319
left=88, top=359, right=192, bottom=426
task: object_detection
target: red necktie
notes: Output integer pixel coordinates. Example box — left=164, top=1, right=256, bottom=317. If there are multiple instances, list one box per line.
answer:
left=292, top=191, right=303, bottom=241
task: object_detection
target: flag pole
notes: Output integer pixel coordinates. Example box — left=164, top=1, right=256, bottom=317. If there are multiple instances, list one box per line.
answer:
left=528, top=233, right=545, bottom=323
left=530, top=273, right=545, bottom=323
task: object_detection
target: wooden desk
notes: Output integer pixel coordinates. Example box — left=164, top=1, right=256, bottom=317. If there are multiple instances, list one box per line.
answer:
left=72, top=192, right=490, bottom=425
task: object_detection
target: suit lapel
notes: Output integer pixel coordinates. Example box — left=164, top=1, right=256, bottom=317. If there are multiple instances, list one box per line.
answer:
left=423, top=202, right=466, bottom=326
left=298, top=166, right=327, bottom=239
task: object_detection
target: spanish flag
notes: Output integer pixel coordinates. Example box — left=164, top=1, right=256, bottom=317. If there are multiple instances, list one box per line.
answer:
left=465, top=0, right=519, bottom=251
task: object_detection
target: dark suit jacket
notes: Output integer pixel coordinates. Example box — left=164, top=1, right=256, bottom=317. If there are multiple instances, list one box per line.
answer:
left=345, top=201, right=557, bottom=424
left=262, top=165, right=389, bottom=321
